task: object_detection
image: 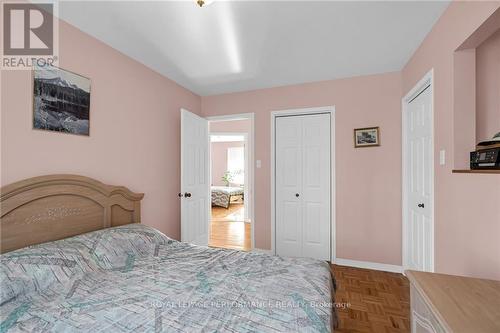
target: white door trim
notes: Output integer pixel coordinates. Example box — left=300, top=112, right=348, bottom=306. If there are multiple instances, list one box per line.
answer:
left=270, top=106, right=336, bottom=262
left=401, top=69, right=435, bottom=273
left=207, top=113, right=255, bottom=250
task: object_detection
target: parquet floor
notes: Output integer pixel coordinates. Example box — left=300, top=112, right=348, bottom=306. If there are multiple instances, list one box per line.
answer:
left=332, top=264, right=411, bottom=333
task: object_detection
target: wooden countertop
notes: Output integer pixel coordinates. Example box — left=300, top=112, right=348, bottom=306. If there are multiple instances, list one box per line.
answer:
left=406, top=270, right=500, bottom=333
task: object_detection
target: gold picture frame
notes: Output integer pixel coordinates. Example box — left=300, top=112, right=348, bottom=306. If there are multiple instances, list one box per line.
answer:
left=354, top=126, right=380, bottom=148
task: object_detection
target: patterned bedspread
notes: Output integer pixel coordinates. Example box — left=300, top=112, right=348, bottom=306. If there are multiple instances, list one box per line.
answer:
left=0, top=224, right=337, bottom=332
left=211, top=186, right=244, bottom=208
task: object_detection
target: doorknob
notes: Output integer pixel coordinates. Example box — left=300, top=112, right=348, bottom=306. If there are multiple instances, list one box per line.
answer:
left=418, top=203, right=425, bottom=208
left=185, top=192, right=192, bottom=198
left=295, top=193, right=300, bottom=197
left=178, top=192, right=184, bottom=198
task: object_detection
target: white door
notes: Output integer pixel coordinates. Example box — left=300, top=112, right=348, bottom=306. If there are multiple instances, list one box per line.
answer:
left=181, top=109, right=209, bottom=246
left=275, top=113, right=331, bottom=260
left=405, top=85, right=433, bottom=272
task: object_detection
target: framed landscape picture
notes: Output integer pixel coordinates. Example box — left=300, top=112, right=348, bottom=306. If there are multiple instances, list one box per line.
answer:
left=354, top=126, right=380, bottom=148
left=33, top=66, right=90, bottom=136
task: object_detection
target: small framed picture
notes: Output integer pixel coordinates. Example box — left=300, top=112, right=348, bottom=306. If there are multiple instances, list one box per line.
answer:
left=33, top=65, right=91, bottom=136
left=354, top=127, right=380, bottom=148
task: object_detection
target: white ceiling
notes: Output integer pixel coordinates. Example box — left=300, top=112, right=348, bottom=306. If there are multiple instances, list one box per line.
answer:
left=57, top=1, right=450, bottom=96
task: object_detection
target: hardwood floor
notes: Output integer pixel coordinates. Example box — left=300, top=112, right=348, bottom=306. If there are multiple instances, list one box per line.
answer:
left=211, top=202, right=246, bottom=222
left=209, top=220, right=251, bottom=251
left=332, top=264, right=410, bottom=333
left=209, top=203, right=251, bottom=251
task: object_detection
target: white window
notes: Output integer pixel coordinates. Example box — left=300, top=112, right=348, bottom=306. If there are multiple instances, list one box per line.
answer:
left=227, top=146, right=244, bottom=185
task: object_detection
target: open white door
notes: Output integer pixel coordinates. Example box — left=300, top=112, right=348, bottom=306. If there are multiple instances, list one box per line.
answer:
left=181, top=109, right=209, bottom=246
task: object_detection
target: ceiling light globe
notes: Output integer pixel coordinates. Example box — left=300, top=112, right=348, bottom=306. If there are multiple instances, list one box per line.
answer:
left=196, top=0, right=214, bottom=7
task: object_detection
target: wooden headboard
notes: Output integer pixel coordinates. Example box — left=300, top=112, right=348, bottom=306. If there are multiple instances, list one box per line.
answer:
left=0, top=175, right=144, bottom=253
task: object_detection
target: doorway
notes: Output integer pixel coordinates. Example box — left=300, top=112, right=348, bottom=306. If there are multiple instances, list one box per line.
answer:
left=402, top=70, right=435, bottom=272
left=208, top=115, right=254, bottom=251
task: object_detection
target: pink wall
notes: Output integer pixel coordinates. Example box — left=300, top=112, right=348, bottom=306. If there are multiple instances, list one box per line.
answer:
left=211, top=141, right=244, bottom=186
left=0, top=19, right=201, bottom=239
left=476, top=28, right=500, bottom=141
left=202, top=72, right=403, bottom=266
left=402, top=2, right=500, bottom=280
left=210, top=119, right=251, bottom=133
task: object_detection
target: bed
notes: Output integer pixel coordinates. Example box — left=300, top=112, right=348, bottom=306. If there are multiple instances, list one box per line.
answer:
left=0, top=175, right=338, bottom=332
left=211, top=186, right=244, bottom=209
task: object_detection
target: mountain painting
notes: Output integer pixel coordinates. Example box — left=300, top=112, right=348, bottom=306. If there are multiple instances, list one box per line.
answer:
left=33, top=66, right=90, bottom=135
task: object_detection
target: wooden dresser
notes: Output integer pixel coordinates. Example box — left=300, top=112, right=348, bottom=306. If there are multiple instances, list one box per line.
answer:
left=406, top=270, right=500, bottom=333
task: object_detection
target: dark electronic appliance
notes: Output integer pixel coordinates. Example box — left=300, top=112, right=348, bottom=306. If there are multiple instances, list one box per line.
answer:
left=470, top=147, right=500, bottom=169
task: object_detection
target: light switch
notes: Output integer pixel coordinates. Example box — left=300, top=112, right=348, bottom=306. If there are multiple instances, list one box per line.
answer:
left=256, top=160, right=262, bottom=168
left=439, top=150, right=445, bottom=165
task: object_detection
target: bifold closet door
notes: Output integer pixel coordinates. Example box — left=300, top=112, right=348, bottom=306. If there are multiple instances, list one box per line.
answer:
left=275, top=113, right=331, bottom=261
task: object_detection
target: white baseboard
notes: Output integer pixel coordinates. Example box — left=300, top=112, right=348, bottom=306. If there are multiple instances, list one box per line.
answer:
left=335, top=258, right=403, bottom=274
left=252, top=248, right=274, bottom=255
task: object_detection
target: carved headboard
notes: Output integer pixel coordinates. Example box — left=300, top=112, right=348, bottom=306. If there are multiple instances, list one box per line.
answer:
left=0, top=175, right=144, bottom=253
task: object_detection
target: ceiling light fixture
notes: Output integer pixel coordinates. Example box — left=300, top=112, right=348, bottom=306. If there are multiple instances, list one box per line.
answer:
left=196, top=0, right=214, bottom=7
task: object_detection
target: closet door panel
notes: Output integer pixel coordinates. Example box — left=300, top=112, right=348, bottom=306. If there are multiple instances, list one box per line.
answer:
left=304, top=202, right=321, bottom=244
left=275, top=116, right=303, bottom=258
left=301, top=114, right=330, bottom=261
